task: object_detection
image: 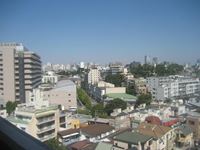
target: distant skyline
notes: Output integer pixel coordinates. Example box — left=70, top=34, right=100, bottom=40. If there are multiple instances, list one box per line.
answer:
left=0, top=0, right=200, bottom=64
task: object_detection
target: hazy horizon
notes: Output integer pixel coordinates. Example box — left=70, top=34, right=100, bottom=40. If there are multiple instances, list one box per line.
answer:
left=0, top=0, right=200, bottom=64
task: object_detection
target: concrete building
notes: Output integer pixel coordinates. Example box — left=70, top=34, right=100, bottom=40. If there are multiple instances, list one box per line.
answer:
left=89, top=81, right=126, bottom=101
left=28, top=80, right=77, bottom=110
left=147, top=75, right=200, bottom=101
left=42, top=71, right=58, bottom=84
left=87, top=68, right=100, bottom=85
left=134, top=78, right=148, bottom=95
left=109, top=62, right=126, bottom=75
left=7, top=104, right=60, bottom=142
left=0, top=43, right=42, bottom=104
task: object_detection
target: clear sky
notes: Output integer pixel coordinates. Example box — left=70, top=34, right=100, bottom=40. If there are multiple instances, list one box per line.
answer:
left=0, top=0, right=200, bottom=64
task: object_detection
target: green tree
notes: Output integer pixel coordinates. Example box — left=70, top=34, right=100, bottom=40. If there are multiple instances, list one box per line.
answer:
left=105, top=74, right=125, bottom=87
left=77, top=88, right=92, bottom=110
left=6, top=101, right=17, bottom=116
left=126, top=85, right=137, bottom=95
left=104, top=98, right=127, bottom=115
left=91, top=103, right=107, bottom=118
left=45, top=138, right=66, bottom=150
left=136, top=93, right=152, bottom=107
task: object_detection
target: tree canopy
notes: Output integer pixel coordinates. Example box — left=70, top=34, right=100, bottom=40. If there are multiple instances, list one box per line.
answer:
left=136, top=93, right=152, bottom=107
left=45, top=138, right=66, bottom=150
left=6, top=101, right=17, bottom=116
left=105, top=74, right=125, bottom=87
left=129, top=63, right=184, bottom=77
left=104, top=98, right=127, bottom=115
left=77, top=88, right=92, bottom=110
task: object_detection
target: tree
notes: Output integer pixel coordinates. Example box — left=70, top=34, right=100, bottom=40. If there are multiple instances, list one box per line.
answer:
left=105, top=74, right=125, bottom=87
left=91, top=103, right=107, bottom=118
left=77, top=88, right=92, bottom=110
left=136, top=93, right=152, bottom=107
left=6, top=101, right=17, bottom=116
left=104, top=98, right=127, bottom=115
left=126, top=85, right=137, bottom=95
left=45, top=138, right=66, bottom=150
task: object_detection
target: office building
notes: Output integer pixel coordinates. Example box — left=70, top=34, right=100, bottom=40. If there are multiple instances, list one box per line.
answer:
left=0, top=43, right=41, bottom=104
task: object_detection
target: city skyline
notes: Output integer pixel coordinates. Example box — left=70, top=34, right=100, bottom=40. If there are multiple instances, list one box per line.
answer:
left=0, top=0, right=200, bottom=64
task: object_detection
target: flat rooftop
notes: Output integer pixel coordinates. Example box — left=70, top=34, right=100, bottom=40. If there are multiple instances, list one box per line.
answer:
left=106, top=93, right=137, bottom=101
left=52, top=80, right=76, bottom=91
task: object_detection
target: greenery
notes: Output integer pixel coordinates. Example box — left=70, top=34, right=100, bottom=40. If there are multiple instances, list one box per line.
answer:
left=77, top=88, right=92, bottom=110
left=126, top=85, right=137, bottom=95
left=135, top=93, right=152, bottom=107
left=6, top=101, right=17, bottom=116
left=91, top=103, right=108, bottom=118
left=104, top=98, right=127, bottom=115
left=105, top=73, right=125, bottom=87
left=129, top=63, right=184, bottom=77
left=45, top=138, right=66, bottom=150
left=77, top=108, right=90, bottom=115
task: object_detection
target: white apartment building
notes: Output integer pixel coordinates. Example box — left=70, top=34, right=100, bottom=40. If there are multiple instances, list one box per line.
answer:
left=87, top=68, right=100, bottom=85
left=147, top=75, right=200, bottom=101
left=28, top=80, right=77, bottom=110
left=42, top=71, right=58, bottom=84
left=0, top=43, right=42, bottom=104
left=89, top=81, right=126, bottom=100
left=7, top=104, right=60, bottom=142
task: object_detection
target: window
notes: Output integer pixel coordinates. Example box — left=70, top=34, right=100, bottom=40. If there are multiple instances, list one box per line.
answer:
left=68, top=100, right=71, bottom=102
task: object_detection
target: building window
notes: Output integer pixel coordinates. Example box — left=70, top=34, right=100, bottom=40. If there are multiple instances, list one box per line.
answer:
left=68, top=100, right=71, bottom=102
left=68, top=94, right=71, bottom=96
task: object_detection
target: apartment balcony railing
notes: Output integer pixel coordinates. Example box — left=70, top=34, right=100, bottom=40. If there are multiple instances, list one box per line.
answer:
left=0, top=117, right=52, bottom=150
left=37, top=125, right=55, bottom=134
left=37, top=117, right=55, bottom=125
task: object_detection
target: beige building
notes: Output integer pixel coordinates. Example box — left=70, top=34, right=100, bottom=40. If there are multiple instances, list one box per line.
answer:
left=0, top=43, right=41, bottom=104
left=28, top=80, right=77, bottom=110
left=7, top=104, right=61, bottom=142
left=87, top=68, right=100, bottom=85
left=134, top=78, right=148, bottom=95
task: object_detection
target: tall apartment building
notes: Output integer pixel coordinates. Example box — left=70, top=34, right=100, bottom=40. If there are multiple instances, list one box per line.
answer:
left=0, top=43, right=41, bottom=104
left=147, top=75, right=200, bottom=101
left=87, top=68, right=100, bottom=85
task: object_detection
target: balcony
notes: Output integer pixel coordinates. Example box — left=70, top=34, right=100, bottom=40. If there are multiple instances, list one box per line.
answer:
left=0, top=117, right=51, bottom=150
left=37, top=125, right=55, bottom=134
left=37, top=117, right=55, bottom=125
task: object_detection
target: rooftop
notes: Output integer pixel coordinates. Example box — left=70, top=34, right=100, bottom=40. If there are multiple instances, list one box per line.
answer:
left=7, top=116, right=29, bottom=125
left=176, top=124, right=193, bottom=136
left=106, top=93, right=137, bottom=101
left=114, top=131, right=152, bottom=145
left=53, top=80, right=75, bottom=90
left=16, top=104, right=58, bottom=114
left=95, top=142, right=113, bottom=150
left=137, top=122, right=172, bottom=139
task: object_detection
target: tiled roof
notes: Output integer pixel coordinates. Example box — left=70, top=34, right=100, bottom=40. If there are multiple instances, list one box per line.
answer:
left=114, top=131, right=152, bottom=145
left=176, top=124, right=193, bottom=136
left=81, top=124, right=115, bottom=137
left=58, top=128, right=80, bottom=137
left=137, top=122, right=172, bottom=138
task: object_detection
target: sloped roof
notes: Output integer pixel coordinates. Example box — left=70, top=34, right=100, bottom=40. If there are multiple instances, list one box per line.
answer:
left=95, top=142, right=113, bottom=150
left=114, top=131, right=152, bottom=145
left=137, top=122, right=172, bottom=139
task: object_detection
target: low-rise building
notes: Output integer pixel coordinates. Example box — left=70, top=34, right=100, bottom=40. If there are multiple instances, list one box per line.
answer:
left=134, top=78, right=148, bottom=95
left=113, top=131, right=153, bottom=150
left=175, top=124, right=193, bottom=148
left=7, top=104, right=60, bottom=142
left=137, top=122, right=176, bottom=150
left=58, top=124, right=115, bottom=145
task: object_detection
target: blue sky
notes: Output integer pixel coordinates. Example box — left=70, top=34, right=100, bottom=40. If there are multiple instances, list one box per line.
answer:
left=0, top=0, right=200, bottom=64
